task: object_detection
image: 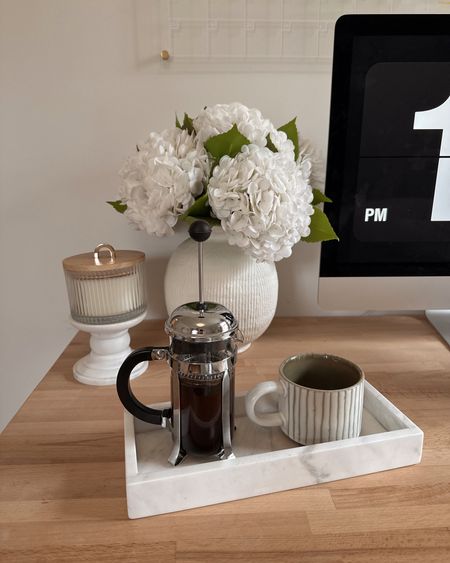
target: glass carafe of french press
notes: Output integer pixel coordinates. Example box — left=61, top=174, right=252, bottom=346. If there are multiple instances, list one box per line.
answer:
left=116, top=221, right=240, bottom=465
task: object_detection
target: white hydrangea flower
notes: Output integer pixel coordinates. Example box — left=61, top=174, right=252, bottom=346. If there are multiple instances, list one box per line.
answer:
left=119, top=128, right=209, bottom=236
left=193, top=102, right=294, bottom=156
left=208, top=145, right=314, bottom=262
left=298, top=138, right=325, bottom=189
left=268, top=126, right=295, bottom=156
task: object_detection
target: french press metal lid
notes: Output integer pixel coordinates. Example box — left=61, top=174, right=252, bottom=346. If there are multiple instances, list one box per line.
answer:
left=166, top=302, right=238, bottom=342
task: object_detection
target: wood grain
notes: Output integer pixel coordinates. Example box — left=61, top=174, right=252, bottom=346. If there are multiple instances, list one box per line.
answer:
left=1, top=316, right=450, bottom=562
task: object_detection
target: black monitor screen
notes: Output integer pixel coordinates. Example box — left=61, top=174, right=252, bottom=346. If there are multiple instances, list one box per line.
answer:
left=321, top=15, right=450, bottom=277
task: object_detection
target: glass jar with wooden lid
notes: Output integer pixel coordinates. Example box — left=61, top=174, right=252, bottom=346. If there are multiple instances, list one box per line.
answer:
left=63, top=244, right=146, bottom=325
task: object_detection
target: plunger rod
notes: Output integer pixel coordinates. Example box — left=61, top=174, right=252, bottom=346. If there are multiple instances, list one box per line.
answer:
left=188, top=220, right=212, bottom=312
left=198, top=240, right=204, bottom=307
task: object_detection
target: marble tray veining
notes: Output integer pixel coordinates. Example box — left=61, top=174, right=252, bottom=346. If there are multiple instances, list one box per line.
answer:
left=123, top=380, right=423, bottom=519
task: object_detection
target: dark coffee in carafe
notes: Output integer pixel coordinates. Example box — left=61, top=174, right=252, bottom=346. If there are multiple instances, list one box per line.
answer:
left=180, top=375, right=222, bottom=455
left=172, top=338, right=236, bottom=457
left=178, top=369, right=235, bottom=456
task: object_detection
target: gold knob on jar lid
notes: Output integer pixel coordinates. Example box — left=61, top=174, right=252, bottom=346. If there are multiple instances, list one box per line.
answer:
left=160, top=49, right=170, bottom=61
left=94, top=243, right=116, bottom=266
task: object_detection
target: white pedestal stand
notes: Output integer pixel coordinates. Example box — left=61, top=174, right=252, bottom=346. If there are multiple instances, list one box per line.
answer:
left=71, top=312, right=148, bottom=386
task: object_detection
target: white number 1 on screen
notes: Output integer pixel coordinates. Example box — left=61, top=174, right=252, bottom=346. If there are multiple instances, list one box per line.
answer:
left=414, top=95, right=450, bottom=221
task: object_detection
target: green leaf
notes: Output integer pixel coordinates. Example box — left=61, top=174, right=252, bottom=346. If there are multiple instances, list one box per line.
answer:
left=312, top=188, right=332, bottom=205
left=175, top=113, right=182, bottom=128
left=204, top=124, right=250, bottom=160
left=266, top=134, right=278, bottom=153
left=180, top=193, right=222, bottom=227
left=181, top=193, right=210, bottom=219
left=182, top=112, right=194, bottom=134
left=303, top=207, right=339, bottom=243
left=278, top=118, right=299, bottom=161
left=107, top=200, right=127, bottom=214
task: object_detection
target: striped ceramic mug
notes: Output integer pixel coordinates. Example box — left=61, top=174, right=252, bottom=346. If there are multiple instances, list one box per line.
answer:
left=245, top=353, right=364, bottom=445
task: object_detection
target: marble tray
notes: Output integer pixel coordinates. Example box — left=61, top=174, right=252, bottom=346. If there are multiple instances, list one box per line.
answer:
left=123, top=380, right=423, bottom=519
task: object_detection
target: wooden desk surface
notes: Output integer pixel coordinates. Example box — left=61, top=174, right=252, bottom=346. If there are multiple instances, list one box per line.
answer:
left=1, top=316, right=450, bottom=562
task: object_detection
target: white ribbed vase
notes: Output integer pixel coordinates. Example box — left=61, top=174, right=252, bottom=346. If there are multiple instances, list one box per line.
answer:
left=164, top=229, right=278, bottom=350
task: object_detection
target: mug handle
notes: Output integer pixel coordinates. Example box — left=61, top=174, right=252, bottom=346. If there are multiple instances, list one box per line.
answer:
left=116, top=347, right=172, bottom=426
left=245, top=381, right=284, bottom=427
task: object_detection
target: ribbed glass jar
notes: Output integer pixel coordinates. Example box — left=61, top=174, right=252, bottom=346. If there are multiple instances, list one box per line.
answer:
left=63, top=244, right=146, bottom=325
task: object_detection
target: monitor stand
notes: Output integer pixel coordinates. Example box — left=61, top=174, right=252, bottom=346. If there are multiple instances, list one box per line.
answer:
left=426, top=310, right=450, bottom=346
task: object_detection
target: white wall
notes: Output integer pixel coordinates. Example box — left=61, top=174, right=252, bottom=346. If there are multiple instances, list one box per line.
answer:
left=0, top=0, right=332, bottom=431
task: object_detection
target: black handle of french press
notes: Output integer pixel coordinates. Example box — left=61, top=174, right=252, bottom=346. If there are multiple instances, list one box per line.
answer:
left=116, top=347, right=172, bottom=425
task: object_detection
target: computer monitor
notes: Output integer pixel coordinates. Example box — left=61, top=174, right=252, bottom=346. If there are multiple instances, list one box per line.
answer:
left=318, top=15, right=450, bottom=342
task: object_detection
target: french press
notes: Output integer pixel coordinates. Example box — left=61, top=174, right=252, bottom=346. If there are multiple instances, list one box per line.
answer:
left=116, top=221, right=240, bottom=465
